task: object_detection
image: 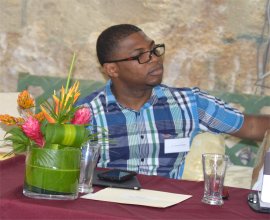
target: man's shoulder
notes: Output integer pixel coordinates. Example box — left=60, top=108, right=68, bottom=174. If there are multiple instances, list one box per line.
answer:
left=76, top=87, right=106, bottom=106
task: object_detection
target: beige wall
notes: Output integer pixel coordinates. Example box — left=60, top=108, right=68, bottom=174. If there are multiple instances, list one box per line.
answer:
left=1, top=0, right=270, bottom=95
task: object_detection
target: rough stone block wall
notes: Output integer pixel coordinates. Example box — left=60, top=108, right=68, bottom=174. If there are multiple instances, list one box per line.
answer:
left=0, top=0, right=270, bottom=96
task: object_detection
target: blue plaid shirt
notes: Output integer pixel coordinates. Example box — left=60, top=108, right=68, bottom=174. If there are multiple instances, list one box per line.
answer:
left=77, top=80, right=243, bottom=179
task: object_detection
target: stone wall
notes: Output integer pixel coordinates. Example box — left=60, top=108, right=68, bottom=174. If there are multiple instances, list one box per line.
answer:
left=1, top=0, right=270, bottom=96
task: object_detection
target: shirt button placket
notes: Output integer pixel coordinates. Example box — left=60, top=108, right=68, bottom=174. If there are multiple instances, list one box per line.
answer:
left=137, top=111, right=145, bottom=169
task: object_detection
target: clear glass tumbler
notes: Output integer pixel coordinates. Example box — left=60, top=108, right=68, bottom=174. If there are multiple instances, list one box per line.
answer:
left=201, top=153, right=228, bottom=205
left=78, top=142, right=101, bottom=194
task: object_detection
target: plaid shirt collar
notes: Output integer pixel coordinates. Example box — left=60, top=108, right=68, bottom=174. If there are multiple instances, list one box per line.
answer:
left=105, top=80, right=166, bottom=111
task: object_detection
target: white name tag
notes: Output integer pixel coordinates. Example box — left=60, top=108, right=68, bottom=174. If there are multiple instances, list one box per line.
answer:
left=164, top=138, right=190, bottom=154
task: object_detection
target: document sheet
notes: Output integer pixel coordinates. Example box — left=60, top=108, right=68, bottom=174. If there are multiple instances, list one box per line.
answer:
left=81, top=188, right=192, bottom=208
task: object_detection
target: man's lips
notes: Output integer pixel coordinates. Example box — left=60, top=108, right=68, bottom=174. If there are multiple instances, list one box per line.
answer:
left=148, top=65, right=163, bottom=76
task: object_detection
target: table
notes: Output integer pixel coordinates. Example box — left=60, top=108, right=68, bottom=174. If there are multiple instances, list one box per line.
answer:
left=0, top=155, right=268, bottom=219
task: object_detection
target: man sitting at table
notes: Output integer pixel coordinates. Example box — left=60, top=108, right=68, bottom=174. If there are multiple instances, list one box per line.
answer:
left=76, top=24, right=270, bottom=179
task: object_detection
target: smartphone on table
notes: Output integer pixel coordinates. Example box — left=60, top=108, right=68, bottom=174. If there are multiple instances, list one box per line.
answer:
left=97, top=169, right=137, bottom=182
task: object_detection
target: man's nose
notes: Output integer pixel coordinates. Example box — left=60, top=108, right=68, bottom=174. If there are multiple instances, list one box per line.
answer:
left=149, top=52, right=160, bottom=63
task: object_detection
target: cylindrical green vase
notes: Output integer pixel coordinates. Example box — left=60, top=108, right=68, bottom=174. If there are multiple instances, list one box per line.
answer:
left=23, top=147, right=81, bottom=200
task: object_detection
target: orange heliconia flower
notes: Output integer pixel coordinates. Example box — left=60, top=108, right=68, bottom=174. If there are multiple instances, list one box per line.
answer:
left=57, top=81, right=80, bottom=112
left=64, top=81, right=80, bottom=106
left=41, top=81, right=80, bottom=124
left=17, top=90, right=35, bottom=109
left=40, top=106, right=56, bottom=123
left=34, top=112, right=45, bottom=122
left=16, top=117, right=25, bottom=125
left=0, top=114, right=25, bottom=126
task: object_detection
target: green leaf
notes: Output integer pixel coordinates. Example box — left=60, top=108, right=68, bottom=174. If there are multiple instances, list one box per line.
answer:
left=3, top=127, right=30, bottom=155
left=25, top=147, right=81, bottom=193
left=45, top=124, right=87, bottom=148
left=65, top=53, right=76, bottom=93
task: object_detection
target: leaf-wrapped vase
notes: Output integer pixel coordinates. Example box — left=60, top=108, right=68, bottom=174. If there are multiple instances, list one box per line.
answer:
left=23, top=147, right=81, bottom=200
left=23, top=124, right=86, bottom=200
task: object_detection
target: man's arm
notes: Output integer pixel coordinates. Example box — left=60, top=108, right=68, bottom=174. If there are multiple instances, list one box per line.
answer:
left=232, top=114, right=270, bottom=141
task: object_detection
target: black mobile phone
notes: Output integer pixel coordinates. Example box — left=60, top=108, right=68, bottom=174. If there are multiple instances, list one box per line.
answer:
left=97, top=169, right=137, bottom=182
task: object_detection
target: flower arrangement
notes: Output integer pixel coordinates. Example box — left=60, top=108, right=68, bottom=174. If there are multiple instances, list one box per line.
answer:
left=0, top=54, right=99, bottom=200
left=0, top=54, right=93, bottom=155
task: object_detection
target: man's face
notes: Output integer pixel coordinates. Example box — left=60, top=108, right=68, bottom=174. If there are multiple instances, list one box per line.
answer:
left=109, top=31, right=164, bottom=89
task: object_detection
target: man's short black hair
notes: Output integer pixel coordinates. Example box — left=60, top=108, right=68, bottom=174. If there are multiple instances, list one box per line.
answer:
left=96, top=24, right=142, bottom=65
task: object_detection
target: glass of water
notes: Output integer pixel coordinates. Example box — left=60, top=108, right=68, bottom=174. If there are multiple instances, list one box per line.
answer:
left=201, top=153, right=228, bottom=205
left=78, top=142, right=101, bottom=194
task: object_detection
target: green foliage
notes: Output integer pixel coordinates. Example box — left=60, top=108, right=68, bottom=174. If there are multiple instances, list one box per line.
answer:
left=45, top=124, right=88, bottom=148
left=25, top=147, right=81, bottom=193
left=3, top=127, right=32, bottom=157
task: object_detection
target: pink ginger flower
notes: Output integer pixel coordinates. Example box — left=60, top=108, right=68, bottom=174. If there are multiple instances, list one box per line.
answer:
left=22, top=116, right=45, bottom=147
left=71, top=107, right=91, bottom=125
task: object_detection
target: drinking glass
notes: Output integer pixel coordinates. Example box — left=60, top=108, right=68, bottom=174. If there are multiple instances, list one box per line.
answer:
left=78, top=142, right=100, bottom=193
left=201, top=153, right=228, bottom=205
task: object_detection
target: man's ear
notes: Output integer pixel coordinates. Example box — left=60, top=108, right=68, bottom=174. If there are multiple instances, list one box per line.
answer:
left=102, top=63, right=119, bottom=78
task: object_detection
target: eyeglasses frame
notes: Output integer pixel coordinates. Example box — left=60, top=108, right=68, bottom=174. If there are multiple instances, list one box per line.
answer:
left=104, top=43, right=165, bottom=64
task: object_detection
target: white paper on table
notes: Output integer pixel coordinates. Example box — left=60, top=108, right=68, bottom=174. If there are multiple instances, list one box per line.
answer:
left=81, top=188, right=192, bottom=208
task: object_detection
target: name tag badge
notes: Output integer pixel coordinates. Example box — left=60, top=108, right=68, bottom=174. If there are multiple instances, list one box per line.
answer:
left=164, top=138, right=190, bottom=154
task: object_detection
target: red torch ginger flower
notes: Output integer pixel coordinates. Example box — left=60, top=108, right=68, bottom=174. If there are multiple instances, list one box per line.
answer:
left=22, top=116, right=45, bottom=147
left=71, top=107, right=91, bottom=125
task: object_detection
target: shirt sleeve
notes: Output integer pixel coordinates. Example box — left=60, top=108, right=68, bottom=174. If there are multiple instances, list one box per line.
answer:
left=192, top=87, right=244, bottom=134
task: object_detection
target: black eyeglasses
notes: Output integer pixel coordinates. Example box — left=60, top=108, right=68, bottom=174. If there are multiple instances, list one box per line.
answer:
left=104, top=44, right=165, bottom=64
